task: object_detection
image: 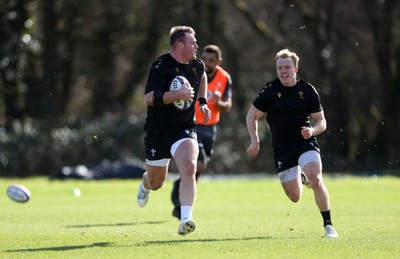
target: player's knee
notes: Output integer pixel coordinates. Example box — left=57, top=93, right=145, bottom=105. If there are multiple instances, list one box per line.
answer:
left=148, top=180, right=164, bottom=190
left=284, top=187, right=302, bottom=202
left=308, top=174, right=323, bottom=189
left=288, top=193, right=301, bottom=203
left=180, top=162, right=196, bottom=177
left=181, top=171, right=196, bottom=179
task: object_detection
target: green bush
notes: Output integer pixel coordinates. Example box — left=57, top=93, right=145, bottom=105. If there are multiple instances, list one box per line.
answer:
left=0, top=114, right=145, bottom=177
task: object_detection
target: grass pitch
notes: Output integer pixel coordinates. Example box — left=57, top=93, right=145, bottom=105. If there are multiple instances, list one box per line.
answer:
left=0, top=175, right=399, bottom=258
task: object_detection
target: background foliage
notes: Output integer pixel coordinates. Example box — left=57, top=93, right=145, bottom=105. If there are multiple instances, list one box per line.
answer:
left=1, top=0, right=399, bottom=176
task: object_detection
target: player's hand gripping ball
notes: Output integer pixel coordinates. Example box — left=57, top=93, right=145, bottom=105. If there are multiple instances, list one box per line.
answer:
left=169, top=76, right=192, bottom=110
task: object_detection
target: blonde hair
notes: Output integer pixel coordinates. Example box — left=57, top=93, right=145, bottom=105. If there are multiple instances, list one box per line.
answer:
left=275, top=49, right=300, bottom=66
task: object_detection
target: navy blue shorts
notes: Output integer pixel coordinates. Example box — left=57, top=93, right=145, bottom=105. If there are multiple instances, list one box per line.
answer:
left=196, top=124, right=217, bottom=162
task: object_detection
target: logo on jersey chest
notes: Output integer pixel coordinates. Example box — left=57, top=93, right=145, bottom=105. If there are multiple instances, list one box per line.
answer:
left=175, top=67, right=197, bottom=75
left=277, top=91, right=305, bottom=99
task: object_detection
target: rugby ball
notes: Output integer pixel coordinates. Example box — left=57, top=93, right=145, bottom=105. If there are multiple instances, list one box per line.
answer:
left=6, top=184, right=31, bottom=203
left=169, top=76, right=192, bottom=110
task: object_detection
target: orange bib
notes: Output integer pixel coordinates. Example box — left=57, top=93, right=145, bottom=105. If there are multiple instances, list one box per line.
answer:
left=196, top=66, right=230, bottom=125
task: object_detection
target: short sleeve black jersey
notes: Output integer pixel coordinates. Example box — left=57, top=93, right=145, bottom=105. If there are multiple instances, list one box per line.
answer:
left=144, top=53, right=205, bottom=136
left=253, top=78, right=323, bottom=150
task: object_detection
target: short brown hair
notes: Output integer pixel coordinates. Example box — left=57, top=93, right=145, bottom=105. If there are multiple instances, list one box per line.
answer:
left=275, top=49, right=300, bottom=66
left=169, top=26, right=195, bottom=46
left=203, top=44, right=222, bottom=60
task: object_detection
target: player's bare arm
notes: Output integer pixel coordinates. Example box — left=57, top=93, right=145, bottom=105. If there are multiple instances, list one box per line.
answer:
left=213, top=90, right=232, bottom=112
left=197, top=71, right=208, bottom=100
left=246, top=105, right=265, bottom=157
left=144, top=84, right=195, bottom=106
left=301, top=111, right=327, bottom=139
left=198, top=72, right=211, bottom=124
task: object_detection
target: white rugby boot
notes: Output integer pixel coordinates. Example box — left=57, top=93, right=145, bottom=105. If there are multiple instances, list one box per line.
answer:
left=324, top=225, right=339, bottom=238
left=137, top=183, right=150, bottom=208
left=178, top=218, right=196, bottom=236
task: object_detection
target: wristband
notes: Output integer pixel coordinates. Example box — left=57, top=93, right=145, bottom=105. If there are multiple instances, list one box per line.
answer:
left=153, top=90, right=165, bottom=106
left=198, top=97, right=208, bottom=105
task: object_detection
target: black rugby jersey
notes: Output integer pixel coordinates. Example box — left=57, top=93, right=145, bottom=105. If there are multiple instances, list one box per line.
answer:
left=253, top=78, right=323, bottom=151
left=144, top=53, right=205, bottom=136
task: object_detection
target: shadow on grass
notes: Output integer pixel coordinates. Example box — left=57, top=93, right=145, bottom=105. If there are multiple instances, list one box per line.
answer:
left=138, top=236, right=274, bottom=246
left=66, top=220, right=168, bottom=228
left=5, top=242, right=112, bottom=253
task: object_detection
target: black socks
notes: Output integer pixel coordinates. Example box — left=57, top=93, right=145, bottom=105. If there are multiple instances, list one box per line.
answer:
left=321, top=210, right=332, bottom=227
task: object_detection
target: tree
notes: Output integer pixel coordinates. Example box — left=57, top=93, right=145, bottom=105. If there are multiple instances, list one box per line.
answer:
left=0, top=0, right=29, bottom=129
left=360, top=0, right=400, bottom=169
left=1, top=0, right=399, bottom=176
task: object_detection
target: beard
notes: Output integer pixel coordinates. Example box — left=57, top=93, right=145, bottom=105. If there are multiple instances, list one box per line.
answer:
left=205, top=65, right=215, bottom=75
